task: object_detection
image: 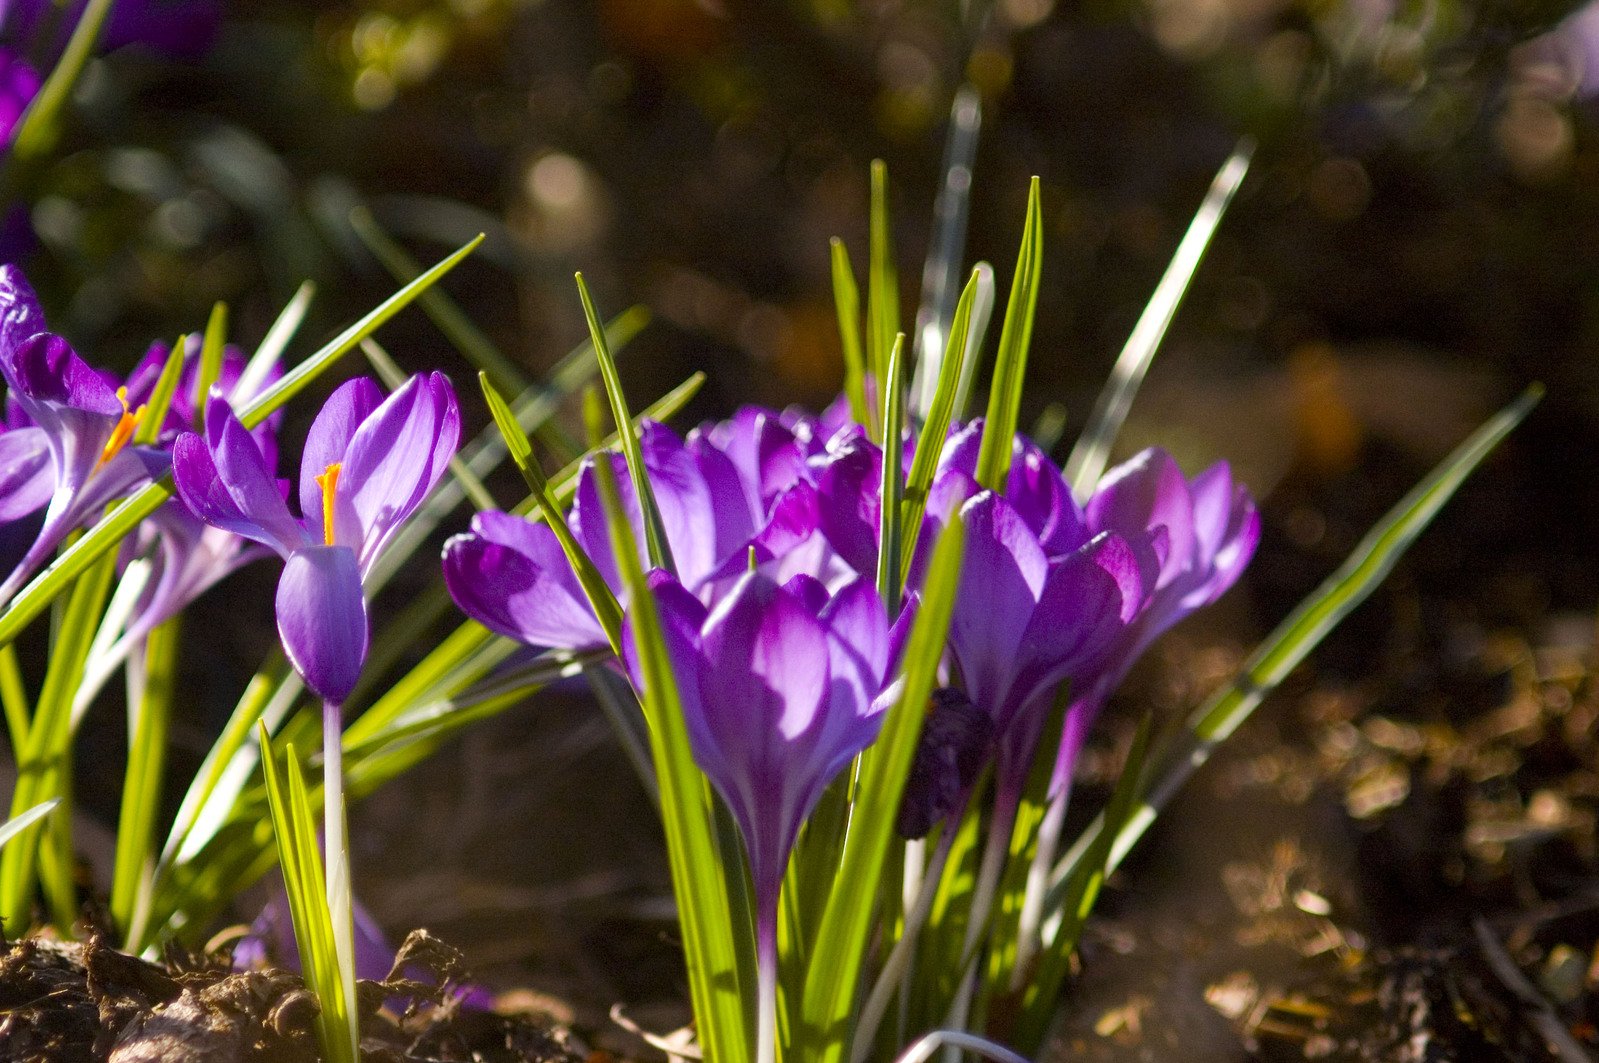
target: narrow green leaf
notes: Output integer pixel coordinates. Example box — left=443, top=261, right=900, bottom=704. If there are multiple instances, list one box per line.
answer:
left=132, top=340, right=189, bottom=445
left=0, top=550, right=116, bottom=932
left=113, top=617, right=180, bottom=951
left=0, top=801, right=58, bottom=851
left=258, top=726, right=356, bottom=1063
left=193, top=302, right=229, bottom=416
left=1064, top=143, right=1252, bottom=498
left=480, top=370, right=624, bottom=653
left=8, top=0, right=114, bottom=159
left=975, top=179, right=1043, bottom=492
left=0, top=237, right=481, bottom=653
left=1013, top=716, right=1151, bottom=1051
left=575, top=272, right=674, bottom=573
left=1043, top=384, right=1543, bottom=932
left=0, top=644, right=30, bottom=755
left=802, top=515, right=966, bottom=1063
left=901, top=269, right=980, bottom=581
left=239, top=283, right=315, bottom=400
left=831, top=238, right=869, bottom=427
left=867, top=160, right=900, bottom=397
left=909, top=86, right=982, bottom=421
left=596, top=452, right=750, bottom=1063
left=876, top=334, right=907, bottom=615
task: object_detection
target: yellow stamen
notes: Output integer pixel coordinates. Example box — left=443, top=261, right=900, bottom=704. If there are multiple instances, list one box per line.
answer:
left=96, top=387, right=146, bottom=468
left=315, top=462, right=342, bottom=546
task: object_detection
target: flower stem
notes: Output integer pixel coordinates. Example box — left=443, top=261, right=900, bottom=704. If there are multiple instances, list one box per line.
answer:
left=757, top=899, right=779, bottom=1063
left=323, top=699, right=359, bottom=1063
left=941, top=777, right=1021, bottom=1059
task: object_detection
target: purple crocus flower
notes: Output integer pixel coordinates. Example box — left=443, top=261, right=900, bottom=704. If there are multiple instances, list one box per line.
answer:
left=443, top=414, right=860, bottom=655
left=624, top=569, right=899, bottom=1063
left=1047, top=447, right=1261, bottom=795
left=0, top=266, right=167, bottom=606
left=172, top=372, right=459, bottom=702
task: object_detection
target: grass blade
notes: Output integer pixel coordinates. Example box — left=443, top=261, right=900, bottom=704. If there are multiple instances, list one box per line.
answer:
left=1043, top=384, right=1543, bottom=928
left=575, top=273, right=675, bottom=573
left=193, top=302, right=229, bottom=416
left=132, top=340, right=189, bottom=445
left=832, top=239, right=870, bottom=427
left=0, top=551, right=116, bottom=932
left=8, top=0, right=114, bottom=160
left=597, top=448, right=751, bottom=1063
left=1064, top=143, right=1253, bottom=498
left=902, top=269, right=980, bottom=580
left=480, top=370, right=625, bottom=653
left=0, top=801, right=58, bottom=851
left=112, top=617, right=180, bottom=949
left=876, top=334, right=907, bottom=615
left=238, top=283, right=315, bottom=400
left=363, top=340, right=495, bottom=511
left=974, top=180, right=1043, bottom=491
left=801, top=515, right=966, bottom=1063
left=868, top=161, right=900, bottom=401
left=911, top=86, right=983, bottom=420
left=258, top=726, right=357, bottom=1063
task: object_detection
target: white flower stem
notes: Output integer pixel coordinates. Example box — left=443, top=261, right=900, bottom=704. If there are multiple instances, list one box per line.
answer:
left=757, top=900, right=779, bottom=1063
left=941, top=780, right=1021, bottom=1062
left=323, top=698, right=359, bottom=1063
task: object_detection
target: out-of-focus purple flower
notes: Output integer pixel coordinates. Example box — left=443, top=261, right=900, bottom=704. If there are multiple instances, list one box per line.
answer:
left=0, top=265, right=167, bottom=605
left=0, top=47, right=39, bottom=146
left=1047, top=447, right=1260, bottom=795
left=173, top=373, right=459, bottom=702
left=1516, top=0, right=1599, bottom=98
left=234, top=885, right=398, bottom=984
left=6, top=0, right=222, bottom=60
left=443, top=413, right=863, bottom=654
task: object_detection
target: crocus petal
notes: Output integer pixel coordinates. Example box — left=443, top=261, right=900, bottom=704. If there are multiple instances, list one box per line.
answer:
left=276, top=545, right=369, bottom=703
left=173, top=433, right=291, bottom=557
left=948, top=492, right=1047, bottom=724
left=338, top=372, right=459, bottom=570
left=639, top=420, right=718, bottom=587
left=1088, top=448, right=1196, bottom=588
left=298, top=376, right=383, bottom=532
left=813, top=438, right=881, bottom=577
left=5, top=333, right=121, bottom=415
left=0, top=265, right=47, bottom=354
left=202, top=399, right=305, bottom=553
left=0, top=426, right=53, bottom=522
left=442, top=511, right=608, bottom=651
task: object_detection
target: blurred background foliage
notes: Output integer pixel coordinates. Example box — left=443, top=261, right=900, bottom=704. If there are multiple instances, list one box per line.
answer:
left=10, top=0, right=1599, bottom=1036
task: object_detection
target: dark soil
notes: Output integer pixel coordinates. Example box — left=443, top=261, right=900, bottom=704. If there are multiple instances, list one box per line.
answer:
left=0, top=930, right=583, bottom=1063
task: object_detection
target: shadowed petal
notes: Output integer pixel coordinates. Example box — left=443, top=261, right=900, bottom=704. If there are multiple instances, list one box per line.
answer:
left=276, top=545, right=368, bottom=703
left=202, top=399, right=304, bottom=552
left=0, top=426, right=53, bottom=522
left=1088, top=447, right=1196, bottom=588
left=442, top=511, right=607, bottom=651
left=948, top=492, right=1046, bottom=725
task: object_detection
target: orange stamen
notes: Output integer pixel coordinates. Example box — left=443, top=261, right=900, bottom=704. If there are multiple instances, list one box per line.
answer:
left=315, top=462, right=342, bottom=546
left=96, top=387, right=146, bottom=468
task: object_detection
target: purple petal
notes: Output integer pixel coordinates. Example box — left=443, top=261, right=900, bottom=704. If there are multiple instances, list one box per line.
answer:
left=948, top=492, right=1046, bottom=725
left=0, top=426, right=53, bottom=522
left=338, top=372, right=460, bottom=569
left=1088, top=448, right=1196, bottom=590
left=638, top=420, right=718, bottom=587
left=687, top=430, right=762, bottom=559
left=442, top=511, right=608, bottom=651
left=298, top=376, right=382, bottom=529
left=202, top=398, right=305, bottom=553
left=0, top=265, right=46, bottom=353
left=814, top=438, right=881, bottom=577
left=5, top=333, right=122, bottom=416
left=276, top=545, right=369, bottom=703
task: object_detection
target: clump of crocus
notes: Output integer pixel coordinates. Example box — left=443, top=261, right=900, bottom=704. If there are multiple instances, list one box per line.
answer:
left=625, top=570, right=899, bottom=1063
left=443, top=412, right=864, bottom=654
left=173, top=371, right=459, bottom=1059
